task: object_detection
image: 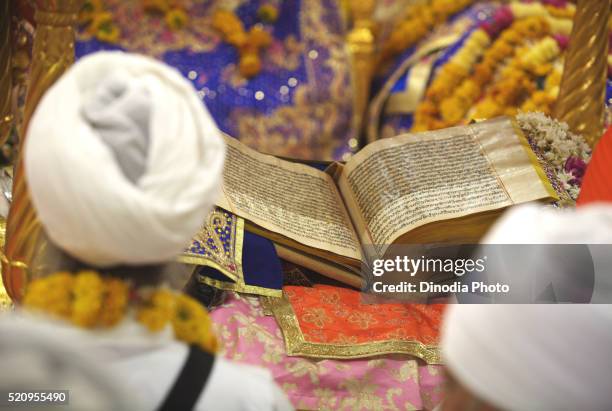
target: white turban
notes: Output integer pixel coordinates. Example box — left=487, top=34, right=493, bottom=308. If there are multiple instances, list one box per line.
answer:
left=443, top=204, right=612, bottom=411
left=25, top=51, right=226, bottom=267
left=442, top=304, right=612, bottom=411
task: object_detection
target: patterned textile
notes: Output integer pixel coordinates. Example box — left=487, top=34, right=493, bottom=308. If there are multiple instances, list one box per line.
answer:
left=211, top=293, right=445, bottom=410
left=182, top=208, right=244, bottom=282
left=75, top=0, right=356, bottom=160
left=266, top=285, right=444, bottom=363
left=182, top=208, right=283, bottom=297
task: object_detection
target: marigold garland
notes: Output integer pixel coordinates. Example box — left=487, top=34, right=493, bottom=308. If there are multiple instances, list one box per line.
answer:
left=411, top=0, right=578, bottom=132
left=212, top=9, right=274, bottom=78
left=472, top=36, right=561, bottom=119
left=23, top=271, right=218, bottom=354
left=381, top=0, right=474, bottom=63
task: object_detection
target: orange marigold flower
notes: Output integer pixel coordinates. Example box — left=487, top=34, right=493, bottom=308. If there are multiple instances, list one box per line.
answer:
left=212, top=10, right=244, bottom=35
left=71, top=271, right=103, bottom=328
left=143, top=0, right=170, bottom=13
left=90, top=12, right=121, bottom=43
left=99, top=278, right=129, bottom=327
left=257, top=4, right=279, bottom=23
left=239, top=53, right=262, bottom=78
left=248, top=26, right=272, bottom=48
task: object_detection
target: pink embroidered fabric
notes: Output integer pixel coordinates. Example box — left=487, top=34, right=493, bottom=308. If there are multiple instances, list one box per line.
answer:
left=210, top=293, right=445, bottom=410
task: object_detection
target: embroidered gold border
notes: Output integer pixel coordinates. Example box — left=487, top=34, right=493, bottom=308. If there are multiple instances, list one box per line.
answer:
left=200, top=275, right=282, bottom=298
left=367, top=33, right=461, bottom=143
left=510, top=117, right=560, bottom=201
left=178, top=214, right=245, bottom=282
left=182, top=215, right=282, bottom=298
left=262, top=295, right=442, bottom=364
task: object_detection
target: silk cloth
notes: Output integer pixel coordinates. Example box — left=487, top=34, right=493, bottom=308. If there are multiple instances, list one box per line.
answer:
left=182, top=208, right=283, bottom=297
left=25, top=52, right=225, bottom=267
left=76, top=0, right=356, bottom=160
left=577, top=126, right=612, bottom=206
left=211, top=293, right=445, bottom=410
left=265, top=285, right=444, bottom=363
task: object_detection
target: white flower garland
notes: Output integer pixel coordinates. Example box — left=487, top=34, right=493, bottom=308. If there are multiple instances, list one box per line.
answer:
left=516, top=111, right=591, bottom=200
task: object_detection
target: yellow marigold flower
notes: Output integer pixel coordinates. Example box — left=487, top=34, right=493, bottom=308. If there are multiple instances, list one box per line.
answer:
left=504, top=107, right=518, bottom=116
left=411, top=122, right=430, bottom=132
left=546, top=16, right=571, bottom=36
left=532, top=91, right=554, bottom=105
left=143, top=0, right=170, bottom=14
left=445, top=63, right=470, bottom=78
left=79, top=0, right=104, bottom=24
left=166, top=8, right=188, bottom=30
left=472, top=63, right=493, bottom=86
left=248, top=26, right=272, bottom=48
left=151, top=289, right=176, bottom=311
left=545, top=69, right=562, bottom=89
left=470, top=29, right=491, bottom=48
left=99, top=278, right=129, bottom=327
left=257, top=4, right=279, bottom=23
left=227, top=31, right=248, bottom=48
left=212, top=10, right=244, bottom=35
left=517, top=17, right=549, bottom=37
left=138, top=307, right=171, bottom=332
left=90, top=13, right=121, bottom=44
left=456, top=79, right=480, bottom=102
left=239, top=53, right=262, bottom=78
left=421, top=8, right=435, bottom=27
left=521, top=99, right=538, bottom=113
left=474, top=98, right=501, bottom=119
left=23, top=273, right=74, bottom=319
left=440, top=97, right=466, bottom=124
left=71, top=271, right=103, bottom=328
left=172, top=295, right=218, bottom=353
left=415, top=101, right=438, bottom=117
left=509, top=2, right=547, bottom=20
left=500, top=29, right=522, bottom=45
left=137, top=289, right=175, bottom=332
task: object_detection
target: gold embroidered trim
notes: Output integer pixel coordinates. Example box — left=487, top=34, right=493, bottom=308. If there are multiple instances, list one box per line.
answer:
left=510, top=117, right=560, bottom=201
left=179, top=213, right=245, bottom=282
left=367, top=33, right=462, bottom=143
left=199, top=275, right=282, bottom=298
left=183, top=214, right=282, bottom=298
left=263, top=295, right=442, bottom=364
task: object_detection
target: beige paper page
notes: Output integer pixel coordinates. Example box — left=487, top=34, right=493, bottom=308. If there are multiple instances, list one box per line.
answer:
left=217, top=136, right=362, bottom=260
left=338, top=117, right=554, bottom=254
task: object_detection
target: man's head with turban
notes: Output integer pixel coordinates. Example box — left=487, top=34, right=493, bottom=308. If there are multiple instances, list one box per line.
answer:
left=25, top=51, right=225, bottom=268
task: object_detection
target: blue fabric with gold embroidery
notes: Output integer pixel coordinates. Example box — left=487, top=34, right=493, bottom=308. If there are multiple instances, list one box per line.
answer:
left=181, top=207, right=282, bottom=297
left=76, top=0, right=355, bottom=161
left=196, top=231, right=282, bottom=294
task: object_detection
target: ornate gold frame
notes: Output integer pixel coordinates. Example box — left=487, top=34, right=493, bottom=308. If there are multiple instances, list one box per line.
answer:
left=554, top=0, right=611, bottom=147
left=2, top=0, right=84, bottom=301
left=0, top=1, right=13, bottom=147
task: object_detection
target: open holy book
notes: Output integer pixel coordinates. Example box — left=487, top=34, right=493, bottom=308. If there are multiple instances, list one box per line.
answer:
left=215, top=117, right=557, bottom=288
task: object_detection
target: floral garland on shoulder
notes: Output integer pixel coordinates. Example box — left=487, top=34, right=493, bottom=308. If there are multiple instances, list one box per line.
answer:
left=22, top=271, right=218, bottom=354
